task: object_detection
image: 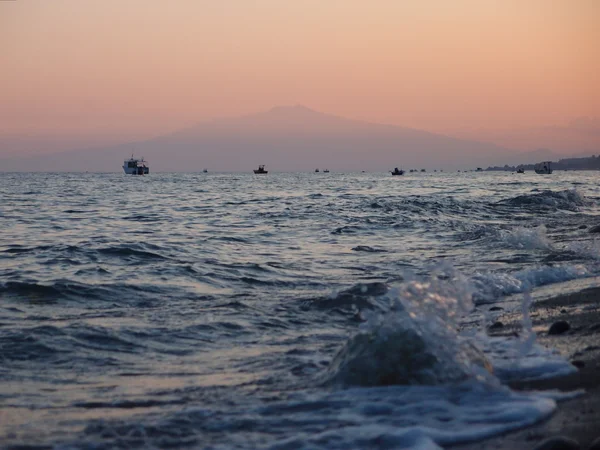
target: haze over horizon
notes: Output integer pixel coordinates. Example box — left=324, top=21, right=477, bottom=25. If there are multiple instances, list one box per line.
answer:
left=1, top=0, right=599, bottom=160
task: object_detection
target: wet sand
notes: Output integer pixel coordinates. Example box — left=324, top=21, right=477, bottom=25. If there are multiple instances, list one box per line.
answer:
left=454, top=287, right=600, bottom=450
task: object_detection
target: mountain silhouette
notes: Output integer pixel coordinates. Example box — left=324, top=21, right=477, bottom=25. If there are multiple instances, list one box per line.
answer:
left=1, top=105, right=527, bottom=172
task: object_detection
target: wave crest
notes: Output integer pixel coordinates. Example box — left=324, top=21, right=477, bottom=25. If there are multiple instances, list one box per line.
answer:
left=323, top=268, right=493, bottom=387
left=500, top=189, right=590, bottom=211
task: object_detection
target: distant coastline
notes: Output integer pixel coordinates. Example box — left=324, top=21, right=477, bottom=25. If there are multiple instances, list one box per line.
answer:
left=486, top=154, right=600, bottom=171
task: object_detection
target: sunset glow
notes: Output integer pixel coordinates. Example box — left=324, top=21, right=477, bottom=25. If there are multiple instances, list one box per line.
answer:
left=1, top=0, right=598, bottom=151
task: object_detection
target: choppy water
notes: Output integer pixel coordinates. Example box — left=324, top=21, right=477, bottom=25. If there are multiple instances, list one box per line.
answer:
left=1, top=171, right=600, bottom=449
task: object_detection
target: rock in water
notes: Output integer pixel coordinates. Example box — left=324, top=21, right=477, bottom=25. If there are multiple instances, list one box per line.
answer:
left=532, top=436, right=580, bottom=450
left=548, top=320, right=571, bottom=335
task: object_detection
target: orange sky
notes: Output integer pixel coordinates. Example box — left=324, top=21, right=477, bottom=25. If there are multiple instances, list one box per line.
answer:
left=1, top=0, right=598, bottom=147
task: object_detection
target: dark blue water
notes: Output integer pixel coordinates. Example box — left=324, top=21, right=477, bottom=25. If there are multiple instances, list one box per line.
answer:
left=1, top=171, right=599, bottom=449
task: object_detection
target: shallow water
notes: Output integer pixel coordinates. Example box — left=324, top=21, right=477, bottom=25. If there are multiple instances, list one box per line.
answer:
left=1, top=171, right=599, bottom=449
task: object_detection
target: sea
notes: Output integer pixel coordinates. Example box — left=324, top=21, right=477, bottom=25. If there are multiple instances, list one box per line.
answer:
left=1, top=170, right=599, bottom=450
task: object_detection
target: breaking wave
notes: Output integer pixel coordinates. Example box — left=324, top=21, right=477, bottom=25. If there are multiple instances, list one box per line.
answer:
left=323, top=268, right=493, bottom=387
left=497, top=225, right=553, bottom=250
left=498, top=189, right=591, bottom=211
left=471, top=264, right=591, bottom=304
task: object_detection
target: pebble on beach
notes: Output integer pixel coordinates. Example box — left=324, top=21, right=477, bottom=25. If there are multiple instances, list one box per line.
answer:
left=589, top=225, right=600, bottom=233
left=489, top=306, right=504, bottom=311
left=531, top=436, right=580, bottom=450
left=571, top=360, right=585, bottom=368
left=489, top=321, right=504, bottom=330
left=549, top=320, right=571, bottom=335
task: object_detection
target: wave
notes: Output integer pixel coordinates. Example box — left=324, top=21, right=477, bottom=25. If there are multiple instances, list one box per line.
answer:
left=97, top=245, right=169, bottom=260
left=0, top=280, right=166, bottom=305
left=321, top=265, right=579, bottom=387
left=323, top=268, right=493, bottom=387
left=498, top=189, right=591, bottom=211
left=351, top=245, right=388, bottom=253
left=304, top=282, right=389, bottom=312
left=471, top=264, right=591, bottom=304
left=497, top=225, right=553, bottom=250
left=0, top=328, right=61, bottom=361
left=62, top=269, right=579, bottom=450
left=69, top=381, right=570, bottom=450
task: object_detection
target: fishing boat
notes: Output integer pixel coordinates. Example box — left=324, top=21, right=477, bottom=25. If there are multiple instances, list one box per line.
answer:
left=254, top=165, right=268, bottom=174
left=123, top=155, right=149, bottom=175
left=315, top=168, right=320, bottom=173
left=391, top=167, right=405, bottom=176
left=534, top=161, right=553, bottom=174
left=323, top=169, right=330, bottom=173
left=203, top=169, right=208, bottom=173
left=516, top=167, right=525, bottom=174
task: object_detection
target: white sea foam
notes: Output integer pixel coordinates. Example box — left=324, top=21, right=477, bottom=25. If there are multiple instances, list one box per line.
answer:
left=488, top=337, right=578, bottom=382
left=471, top=264, right=591, bottom=303
left=498, top=225, right=553, bottom=250
left=78, top=382, right=571, bottom=450
left=312, top=269, right=578, bottom=450
left=261, top=383, right=570, bottom=450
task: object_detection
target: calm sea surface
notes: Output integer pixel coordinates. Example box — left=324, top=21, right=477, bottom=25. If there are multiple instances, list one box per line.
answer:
left=1, top=171, right=600, bottom=449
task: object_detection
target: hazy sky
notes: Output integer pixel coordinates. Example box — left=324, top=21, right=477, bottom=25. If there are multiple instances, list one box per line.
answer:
left=1, top=0, right=598, bottom=150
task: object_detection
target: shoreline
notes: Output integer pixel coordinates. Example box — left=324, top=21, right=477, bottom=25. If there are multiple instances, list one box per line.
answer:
left=453, top=287, right=600, bottom=449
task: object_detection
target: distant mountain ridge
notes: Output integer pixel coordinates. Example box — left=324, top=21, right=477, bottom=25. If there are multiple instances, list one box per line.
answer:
left=487, top=154, right=600, bottom=172
left=0, top=105, right=554, bottom=172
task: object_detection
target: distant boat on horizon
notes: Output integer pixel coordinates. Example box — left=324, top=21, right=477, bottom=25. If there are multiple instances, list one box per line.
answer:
left=123, top=154, right=149, bottom=175
left=203, top=168, right=208, bottom=173
left=315, top=168, right=320, bottom=172
left=323, top=169, right=330, bottom=173
left=254, top=164, right=268, bottom=174
left=391, top=167, right=405, bottom=176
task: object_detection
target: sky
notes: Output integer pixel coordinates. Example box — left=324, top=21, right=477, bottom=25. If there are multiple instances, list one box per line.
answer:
left=1, top=0, right=599, bottom=154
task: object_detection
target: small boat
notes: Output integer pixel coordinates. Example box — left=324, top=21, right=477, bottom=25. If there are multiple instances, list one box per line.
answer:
left=534, top=161, right=553, bottom=174
left=420, top=169, right=426, bottom=172
left=516, top=167, right=525, bottom=174
left=203, top=169, right=208, bottom=173
left=123, top=154, right=149, bottom=175
left=315, top=168, right=320, bottom=173
left=391, top=167, right=405, bottom=176
left=254, top=164, right=268, bottom=174
left=323, top=169, right=330, bottom=173
left=476, top=167, right=483, bottom=172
